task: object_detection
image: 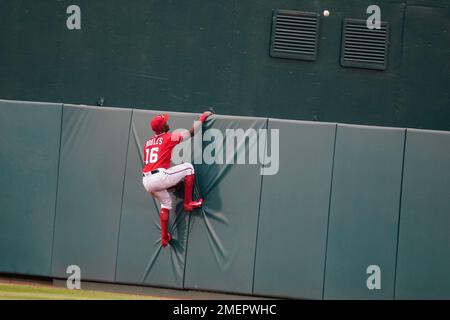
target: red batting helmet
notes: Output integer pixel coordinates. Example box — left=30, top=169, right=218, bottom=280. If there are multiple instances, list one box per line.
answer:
left=150, top=114, right=169, bottom=133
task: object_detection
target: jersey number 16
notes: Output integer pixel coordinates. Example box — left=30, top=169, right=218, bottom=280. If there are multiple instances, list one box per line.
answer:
left=145, top=147, right=159, bottom=164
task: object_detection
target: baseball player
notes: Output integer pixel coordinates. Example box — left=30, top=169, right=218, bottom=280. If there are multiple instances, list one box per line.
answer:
left=142, top=111, right=213, bottom=247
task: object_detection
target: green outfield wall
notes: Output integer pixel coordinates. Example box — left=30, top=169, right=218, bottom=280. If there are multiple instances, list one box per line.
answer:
left=1, top=99, right=450, bottom=299
left=0, top=0, right=449, bottom=131
left=0, top=100, right=62, bottom=277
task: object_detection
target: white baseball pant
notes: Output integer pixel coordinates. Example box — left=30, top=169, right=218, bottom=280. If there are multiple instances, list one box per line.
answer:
left=142, top=162, right=195, bottom=210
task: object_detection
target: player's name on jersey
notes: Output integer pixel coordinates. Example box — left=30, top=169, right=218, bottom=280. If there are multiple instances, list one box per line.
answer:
left=146, top=137, right=164, bottom=147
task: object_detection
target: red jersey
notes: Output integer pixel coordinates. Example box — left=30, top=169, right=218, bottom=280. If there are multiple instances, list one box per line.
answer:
left=143, top=132, right=183, bottom=173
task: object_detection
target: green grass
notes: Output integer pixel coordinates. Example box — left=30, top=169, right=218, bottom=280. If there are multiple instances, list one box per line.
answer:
left=0, top=283, right=167, bottom=300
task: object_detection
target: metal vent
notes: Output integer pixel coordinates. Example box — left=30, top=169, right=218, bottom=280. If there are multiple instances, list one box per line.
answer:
left=341, top=19, right=389, bottom=70
left=270, top=10, right=320, bottom=61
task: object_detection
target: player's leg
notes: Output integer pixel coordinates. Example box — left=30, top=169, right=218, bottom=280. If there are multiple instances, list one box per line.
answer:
left=183, top=169, right=203, bottom=212
left=151, top=190, right=172, bottom=248
left=163, top=163, right=203, bottom=212
left=143, top=175, right=172, bottom=247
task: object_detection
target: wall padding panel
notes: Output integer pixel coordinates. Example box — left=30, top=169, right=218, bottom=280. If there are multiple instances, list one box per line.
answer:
left=253, top=119, right=336, bottom=299
left=0, top=100, right=62, bottom=276
left=183, top=115, right=267, bottom=294
left=51, top=105, right=131, bottom=282
left=324, top=124, right=405, bottom=299
left=115, top=109, right=197, bottom=288
left=395, top=129, right=450, bottom=299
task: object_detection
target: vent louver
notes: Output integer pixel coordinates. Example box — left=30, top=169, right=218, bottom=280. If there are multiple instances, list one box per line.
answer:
left=270, top=10, right=320, bottom=61
left=341, top=19, right=389, bottom=70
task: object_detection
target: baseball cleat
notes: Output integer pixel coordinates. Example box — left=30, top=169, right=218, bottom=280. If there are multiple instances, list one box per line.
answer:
left=161, top=233, right=172, bottom=248
left=183, top=198, right=204, bottom=212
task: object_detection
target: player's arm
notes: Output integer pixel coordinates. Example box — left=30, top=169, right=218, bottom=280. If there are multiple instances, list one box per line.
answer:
left=179, top=111, right=214, bottom=141
left=190, top=111, right=213, bottom=136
